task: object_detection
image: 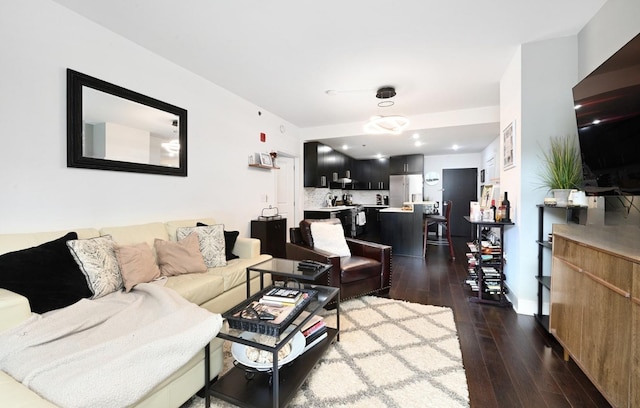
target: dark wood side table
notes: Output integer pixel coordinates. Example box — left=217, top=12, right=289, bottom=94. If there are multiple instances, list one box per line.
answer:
left=251, top=218, right=286, bottom=258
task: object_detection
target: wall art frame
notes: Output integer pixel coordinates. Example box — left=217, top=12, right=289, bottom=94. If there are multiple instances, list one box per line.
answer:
left=502, top=120, right=515, bottom=170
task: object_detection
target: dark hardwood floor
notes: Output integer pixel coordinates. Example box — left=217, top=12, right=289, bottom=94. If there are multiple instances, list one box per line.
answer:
left=383, top=236, right=611, bottom=408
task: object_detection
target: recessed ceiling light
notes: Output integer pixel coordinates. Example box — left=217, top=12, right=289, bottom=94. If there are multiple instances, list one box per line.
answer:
left=592, top=119, right=601, bottom=125
left=452, top=144, right=459, bottom=150
left=415, top=141, right=422, bottom=147
left=342, top=144, right=349, bottom=150
left=376, top=153, right=383, bottom=159
left=574, top=104, right=582, bottom=110
left=378, top=100, right=394, bottom=107
left=412, top=133, right=420, bottom=139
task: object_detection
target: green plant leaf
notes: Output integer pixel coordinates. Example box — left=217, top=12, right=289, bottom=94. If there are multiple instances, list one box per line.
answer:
left=539, top=135, right=582, bottom=190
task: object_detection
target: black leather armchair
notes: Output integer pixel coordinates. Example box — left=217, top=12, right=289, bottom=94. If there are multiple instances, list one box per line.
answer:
left=286, top=219, right=392, bottom=301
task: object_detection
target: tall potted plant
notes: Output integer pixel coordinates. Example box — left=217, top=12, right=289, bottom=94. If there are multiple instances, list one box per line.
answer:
left=539, top=134, right=582, bottom=206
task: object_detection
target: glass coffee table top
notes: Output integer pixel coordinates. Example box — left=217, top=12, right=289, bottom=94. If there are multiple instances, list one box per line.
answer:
left=248, top=258, right=331, bottom=282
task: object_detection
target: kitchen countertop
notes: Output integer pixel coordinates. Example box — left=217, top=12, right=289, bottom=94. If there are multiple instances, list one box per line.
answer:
left=304, top=206, right=356, bottom=212
left=379, top=207, right=415, bottom=213
left=305, top=204, right=389, bottom=211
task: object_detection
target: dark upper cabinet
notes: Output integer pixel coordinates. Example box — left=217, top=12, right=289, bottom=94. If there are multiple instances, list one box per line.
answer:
left=352, top=159, right=389, bottom=190
left=304, top=142, right=393, bottom=190
left=304, top=142, right=328, bottom=187
left=371, top=158, right=390, bottom=189
left=305, top=142, right=354, bottom=188
left=389, top=154, right=424, bottom=175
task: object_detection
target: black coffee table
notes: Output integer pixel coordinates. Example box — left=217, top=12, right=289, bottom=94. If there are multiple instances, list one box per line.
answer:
left=244, top=258, right=332, bottom=298
left=208, top=283, right=339, bottom=408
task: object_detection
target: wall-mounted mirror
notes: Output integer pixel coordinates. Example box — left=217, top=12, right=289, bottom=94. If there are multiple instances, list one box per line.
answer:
left=67, top=69, right=187, bottom=176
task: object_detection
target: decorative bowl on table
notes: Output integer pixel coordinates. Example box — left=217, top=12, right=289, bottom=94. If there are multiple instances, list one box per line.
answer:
left=231, top=331, right=305, bottom=372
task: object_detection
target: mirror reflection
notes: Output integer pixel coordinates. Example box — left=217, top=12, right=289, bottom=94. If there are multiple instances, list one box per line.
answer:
left=82, top=88, right=181, bottom=167
left=67, top=69, right=187, bottom=176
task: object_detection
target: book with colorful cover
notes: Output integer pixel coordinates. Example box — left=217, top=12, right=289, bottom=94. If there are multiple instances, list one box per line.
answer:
left=302, top=319, right=326, bottom=338
left=262, top=287, right=303, bottom=303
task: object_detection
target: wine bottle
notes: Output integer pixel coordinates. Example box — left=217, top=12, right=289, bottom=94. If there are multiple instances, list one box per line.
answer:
left=490, top=199, right=497, bottom=222
left=502, top=192, right=511, bottom=223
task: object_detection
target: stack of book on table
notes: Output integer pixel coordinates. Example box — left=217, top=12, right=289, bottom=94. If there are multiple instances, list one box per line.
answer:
left=294, top=311, right=328, bottom=353
left=231, top=288, right=311, bottom=326
left=259, top=287, right=305, bottom=307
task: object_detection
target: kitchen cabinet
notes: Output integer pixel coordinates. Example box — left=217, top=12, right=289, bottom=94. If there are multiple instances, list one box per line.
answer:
left=251, top=218, right=287, bottom=258
left=353, top=159, right=389, bottom=190
left=361, top=206, right=383, bottom=241
left=304, top=142, right=328, bottom=187
left=389, top=154, right=423, bottom=175
left=550, top=224, right=639, bottom=408
left=379, top=205, right=424, bottom=257
left=304, top=142, right=354, bottom=188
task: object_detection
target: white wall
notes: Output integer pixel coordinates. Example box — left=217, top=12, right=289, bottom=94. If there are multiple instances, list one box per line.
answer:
left=498, top=0, right=640, bottom=315
left=0, top=0, right=301, bottom=236
left=422, top=153, right=482, bottom=207
left=499, top=37, right=579, bottom=315
left=578, top=0, right=640, bottom=80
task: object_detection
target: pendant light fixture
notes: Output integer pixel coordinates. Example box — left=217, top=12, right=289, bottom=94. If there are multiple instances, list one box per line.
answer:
left=364, top=86, right=409, bottom=135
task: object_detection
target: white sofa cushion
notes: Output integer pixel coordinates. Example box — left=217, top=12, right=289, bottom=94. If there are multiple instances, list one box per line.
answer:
left=100, top=222, right=170, bottom=250
left=165, top=218, right=216, bottom=241
left=0, top=289, right=31, bottom=333
left=0, top=228, right=100, bottom=256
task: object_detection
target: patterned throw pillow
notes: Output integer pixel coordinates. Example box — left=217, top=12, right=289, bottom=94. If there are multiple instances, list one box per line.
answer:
left=176, top=224, right=226, bottom=267
left=66, top=235, right=123, bottom=298
left=197, top=222, right=239, bottom=260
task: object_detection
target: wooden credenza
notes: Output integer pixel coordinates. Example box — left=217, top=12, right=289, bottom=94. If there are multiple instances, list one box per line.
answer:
left=550, top=224, right=640, bottom=408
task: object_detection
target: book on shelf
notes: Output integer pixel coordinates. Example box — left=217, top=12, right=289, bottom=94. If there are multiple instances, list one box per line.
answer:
left=303, top=319, right=326, bottom=338
left=302, top=331, right=328, bottom=354
left=305, top=325, right=328, bottom=344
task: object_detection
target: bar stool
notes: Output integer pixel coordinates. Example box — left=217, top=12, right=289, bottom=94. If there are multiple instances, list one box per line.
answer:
left=423, top=200, right=455, bottom=260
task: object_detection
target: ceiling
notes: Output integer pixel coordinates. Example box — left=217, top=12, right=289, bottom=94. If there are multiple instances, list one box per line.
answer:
left=52, top=0, right=606, bottom=159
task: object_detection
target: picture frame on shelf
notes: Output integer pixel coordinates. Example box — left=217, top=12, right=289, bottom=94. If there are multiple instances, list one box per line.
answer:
left=480, top=184, right=494, bottom=208
left=259, top=152, right=273, bottom=167
left=503, top=120, right=515, bottom=170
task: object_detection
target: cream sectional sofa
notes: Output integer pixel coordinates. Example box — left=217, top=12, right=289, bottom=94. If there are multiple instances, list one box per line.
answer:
left=0, top=217, right=272, bottom=408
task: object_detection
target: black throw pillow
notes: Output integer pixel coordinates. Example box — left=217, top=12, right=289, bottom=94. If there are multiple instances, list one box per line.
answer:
left=197, top=222, right=239, bottom=260
left=0, top=232, right=92, bottom=313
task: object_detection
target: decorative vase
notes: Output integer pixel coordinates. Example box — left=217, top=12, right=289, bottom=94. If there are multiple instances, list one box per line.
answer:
left=552, top=189, right=571, bottom=207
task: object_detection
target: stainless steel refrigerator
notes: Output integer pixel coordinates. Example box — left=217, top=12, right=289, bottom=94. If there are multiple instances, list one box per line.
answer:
left=389, top=174, right=424, bottom=207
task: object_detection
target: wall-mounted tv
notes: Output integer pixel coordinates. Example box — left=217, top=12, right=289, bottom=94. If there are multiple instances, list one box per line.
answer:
left=572, top=32, right=640, bottom=195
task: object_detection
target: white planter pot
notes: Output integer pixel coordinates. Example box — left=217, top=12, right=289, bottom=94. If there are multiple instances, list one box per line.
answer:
left=552, top=189, right=572, bottom=207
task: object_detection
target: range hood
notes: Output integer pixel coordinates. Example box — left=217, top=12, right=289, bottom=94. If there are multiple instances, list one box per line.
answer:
left=332, top=170, right=352, bottom=184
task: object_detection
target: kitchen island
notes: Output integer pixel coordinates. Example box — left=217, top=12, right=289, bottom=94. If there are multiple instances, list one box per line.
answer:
left=380, top=204, right=424, bottom=257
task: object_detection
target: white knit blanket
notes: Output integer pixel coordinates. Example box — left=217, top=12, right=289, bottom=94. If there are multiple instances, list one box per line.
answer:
left=0, top=283, right=223, bottom=408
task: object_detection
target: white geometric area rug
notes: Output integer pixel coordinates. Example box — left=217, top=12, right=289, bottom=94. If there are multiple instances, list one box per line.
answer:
left=185, top=296, right=469, bottom=408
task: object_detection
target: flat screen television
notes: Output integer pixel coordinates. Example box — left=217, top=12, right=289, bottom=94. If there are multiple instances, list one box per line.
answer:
left=572, top=32, right=640, bottom=195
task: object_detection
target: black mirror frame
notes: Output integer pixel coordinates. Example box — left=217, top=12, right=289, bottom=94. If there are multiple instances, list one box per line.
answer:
left=67, top=69, right=188, bottom=177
